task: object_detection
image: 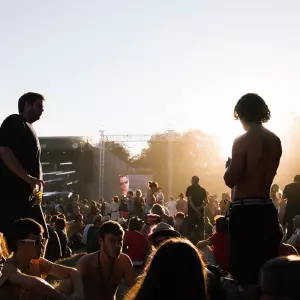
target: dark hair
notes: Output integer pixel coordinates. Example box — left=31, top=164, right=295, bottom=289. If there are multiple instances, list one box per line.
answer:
left=215, top=217, right=229, bottom=233
left=129, top=217, right=144, bottom=231
left=6, top=218, right=43, bottom=252
left=55, top=218, right=66, bottom=231
left=127, top=191, right=134, bottom=196
left=18, top=92, right=44, bottom=114
left=98, top=221, right=124, bottom=240
left=234, top=93, right=271, bottom=124
left=113, top=196, right=119, bottom=203
left=50, top=215, right=58, bottom=224
left=148, top=181, right=158, bottom=189
left=150, top=204, right=165, bottom=216
left=75, top=214, right=83, bottom=221
left=260, top=256, right=300, bottom=299
left=125, top=239, right=206, bottom=300
left=57, top=213, right=66, bottom=220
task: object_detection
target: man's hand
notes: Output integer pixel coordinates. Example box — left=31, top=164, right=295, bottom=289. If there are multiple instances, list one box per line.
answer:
left=25, top=174, right=45, bottom=189
left=225, top=157, right=232, bottom=169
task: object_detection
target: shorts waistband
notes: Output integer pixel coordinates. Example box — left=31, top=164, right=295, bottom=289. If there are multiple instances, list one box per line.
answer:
left=232, top=198, right=272, bottom=207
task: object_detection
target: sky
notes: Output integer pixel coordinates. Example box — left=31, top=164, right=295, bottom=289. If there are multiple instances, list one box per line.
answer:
left=1, top=0, right=300, bottom=156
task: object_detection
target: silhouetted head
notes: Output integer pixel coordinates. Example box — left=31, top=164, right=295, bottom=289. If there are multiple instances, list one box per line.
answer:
left=294, top=175, right=300, bottom=184
left=126, top=239, right=207, bottom=300
left=18, top=92, right=45, bottom=123
left=234, top=93, right=270, bottom=130
left=192, top=176, right=199, bottom=185
left=259, top=256, right=300, bottom=300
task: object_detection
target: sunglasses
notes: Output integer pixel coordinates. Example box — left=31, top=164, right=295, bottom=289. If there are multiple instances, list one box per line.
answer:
left=21, top=238, right=46, bottom=247
left=120, top=181, right=128, bottom=185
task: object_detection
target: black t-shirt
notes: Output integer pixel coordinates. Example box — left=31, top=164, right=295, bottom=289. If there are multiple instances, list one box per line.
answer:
left=186, top=184, right=207, bottom=218
left=283, top=182, right=300, bottom=222
left=0, top=114, right=41, bottom=199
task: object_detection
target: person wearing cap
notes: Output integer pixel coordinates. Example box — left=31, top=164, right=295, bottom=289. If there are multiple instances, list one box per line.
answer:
left=283, top=175, right=300, bottom=240
left=185, top=176, right=208, bottom=243
left=150, top=222, right=180, bottom=248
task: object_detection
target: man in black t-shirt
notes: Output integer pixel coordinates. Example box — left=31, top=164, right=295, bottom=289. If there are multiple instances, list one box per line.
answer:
left=283, top=175, right=300, bottom=239
left=0, top=92, right=48, bottom=241
left=185, top=175, right=208, bottom=243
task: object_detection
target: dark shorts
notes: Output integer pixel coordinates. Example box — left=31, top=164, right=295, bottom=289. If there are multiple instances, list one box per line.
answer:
left=228, top=198, right=281, bottom=285
left=0, top=198, right=49, bottom=240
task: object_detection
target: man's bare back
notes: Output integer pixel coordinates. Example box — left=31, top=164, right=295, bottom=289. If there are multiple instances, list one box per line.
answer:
left=224, top=126, right=282, bottom=199
left=76, top=252, right=135, bottom=300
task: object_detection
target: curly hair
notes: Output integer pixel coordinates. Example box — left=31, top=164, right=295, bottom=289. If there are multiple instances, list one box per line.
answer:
left=234, top=93, right=271, bottom=124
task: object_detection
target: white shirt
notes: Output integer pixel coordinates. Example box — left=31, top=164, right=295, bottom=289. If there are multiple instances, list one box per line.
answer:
left=82, top=224, right=94, bottom=244
left=166, top=201, right=177, bottom=217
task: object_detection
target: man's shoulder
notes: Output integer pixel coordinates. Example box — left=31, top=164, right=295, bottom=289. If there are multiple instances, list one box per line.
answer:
left=77, top=252, right=97, bottom=264
left=119, top=253, right=133, bottom=267
left=1, top=114, right=22, bottom=126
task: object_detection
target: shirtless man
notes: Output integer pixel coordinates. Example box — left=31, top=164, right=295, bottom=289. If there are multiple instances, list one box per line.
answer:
left=76, top=221, right=136, bottom=300
left=224, top=93, right=282, bottom=285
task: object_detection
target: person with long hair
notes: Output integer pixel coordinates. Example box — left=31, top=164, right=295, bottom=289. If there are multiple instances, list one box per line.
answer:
left=125, top=238, right=207, bottom=300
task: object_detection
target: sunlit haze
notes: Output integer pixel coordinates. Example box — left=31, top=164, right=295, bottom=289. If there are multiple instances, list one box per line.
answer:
left=1, top=1, right=300, bottom=157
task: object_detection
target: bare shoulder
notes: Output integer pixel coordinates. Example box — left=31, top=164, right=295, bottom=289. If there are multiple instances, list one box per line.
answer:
left=232, top=133, right=248, bottom=149
left=119, top=253, right=133, bottom=266
left=264, top=128, right=282, bottom=153
left=77, top=252, right=97, bottom=266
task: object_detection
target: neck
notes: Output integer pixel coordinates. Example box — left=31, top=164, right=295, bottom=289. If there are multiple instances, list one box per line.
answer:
left=20, top=113, right=33, bottom=123
left=245, top=122, right=262, bottom=131
left=99, top=248, right=114, bottom=266
left=12, top=252, right=31, bottom=270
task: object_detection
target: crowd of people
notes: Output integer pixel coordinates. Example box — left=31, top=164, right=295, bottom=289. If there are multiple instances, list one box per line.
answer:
left=1, top=92, right=300, bottom=299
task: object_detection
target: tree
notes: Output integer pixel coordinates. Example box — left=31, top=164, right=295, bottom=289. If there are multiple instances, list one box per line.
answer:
left=131, top=130, right=229, bottom=198
left=105, top=141, right=131, bottom=164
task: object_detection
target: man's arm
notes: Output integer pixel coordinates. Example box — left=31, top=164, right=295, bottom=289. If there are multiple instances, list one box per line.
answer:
left=0, top=147, right=31, bottom=183
left=122, top=254, right=136, bottom=287
left=9, top=272, right=70, bottom=300
left=40, top=258, right=84, bottom=298
left=224, top=137, right=245, bottom=189
left=196, top=239, right=213, bottom=249
left=0, top=116, right=43, bottom=188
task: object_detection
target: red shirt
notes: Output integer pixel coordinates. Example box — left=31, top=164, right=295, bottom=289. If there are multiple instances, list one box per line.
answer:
left=124, top=231, right=148, bottom=263
left=209, top=232, right=229, bottom=272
